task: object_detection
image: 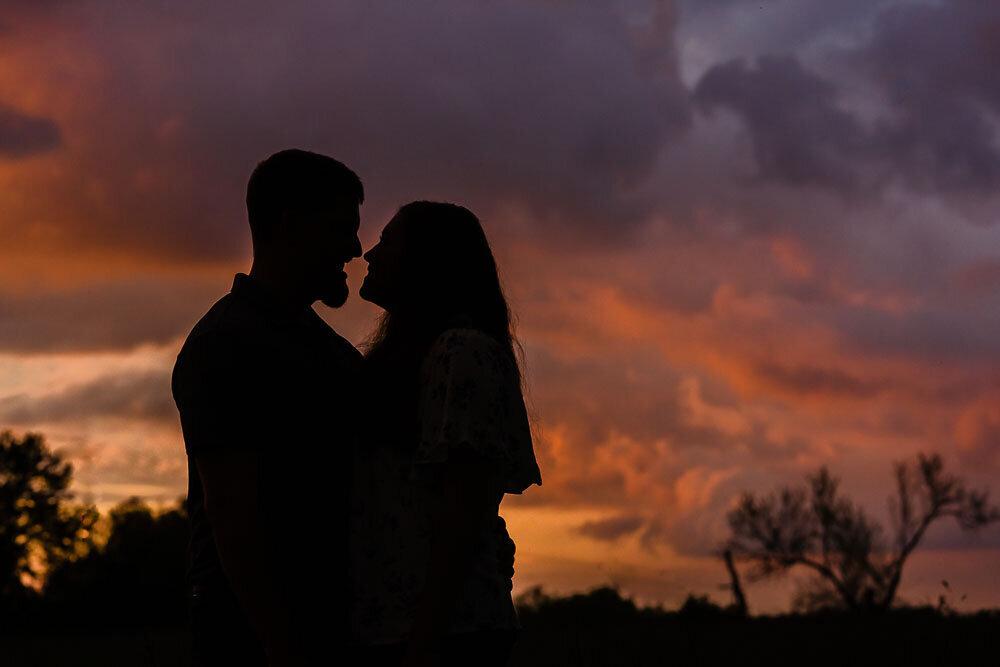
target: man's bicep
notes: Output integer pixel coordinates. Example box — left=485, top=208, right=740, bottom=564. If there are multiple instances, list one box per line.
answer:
left=195, top=449, right=263, bottom=524
left=175, top=337, right=275, bottom=456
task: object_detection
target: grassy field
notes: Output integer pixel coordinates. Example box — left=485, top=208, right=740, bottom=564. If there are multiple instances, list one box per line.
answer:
left=4, top=589, right=998, bottom=666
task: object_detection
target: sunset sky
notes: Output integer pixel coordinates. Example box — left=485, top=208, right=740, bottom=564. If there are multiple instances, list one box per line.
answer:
left=2, top=0, right=1000, bottom=613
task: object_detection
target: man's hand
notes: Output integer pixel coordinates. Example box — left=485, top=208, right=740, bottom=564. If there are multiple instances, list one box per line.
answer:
left=401, top=633, right=443, bottom=667
left=197, top=450, right=304, bottom=665
left=495, top=515, right=515, bottom=591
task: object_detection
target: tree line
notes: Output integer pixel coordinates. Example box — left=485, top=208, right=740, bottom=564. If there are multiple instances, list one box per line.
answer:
left=1, top=431, right=188, bottom=627
left=2, top=429, right=998, bottom=627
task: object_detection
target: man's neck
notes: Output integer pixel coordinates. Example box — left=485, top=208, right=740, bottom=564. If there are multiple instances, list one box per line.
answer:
left=248, top=262, right=313, bottom=310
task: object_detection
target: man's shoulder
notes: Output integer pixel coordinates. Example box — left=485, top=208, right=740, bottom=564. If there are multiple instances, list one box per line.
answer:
left=172, top=293, right=267, bottom=390
left=321, top=326, right=363, bottom=367
left=191, top=291, right=260, bottom=339
left=179, top=289, right=275, bottom=353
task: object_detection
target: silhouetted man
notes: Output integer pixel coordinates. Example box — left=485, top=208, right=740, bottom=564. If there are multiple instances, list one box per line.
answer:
left=172, top=149, right=364, bottom=665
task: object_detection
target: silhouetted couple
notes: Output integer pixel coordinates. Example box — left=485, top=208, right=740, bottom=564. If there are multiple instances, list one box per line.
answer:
left=172, top=149, right=541, bottom=667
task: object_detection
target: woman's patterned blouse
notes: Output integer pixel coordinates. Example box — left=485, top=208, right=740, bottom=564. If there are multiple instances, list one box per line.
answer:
left=349, top=328, right=542, bottom=645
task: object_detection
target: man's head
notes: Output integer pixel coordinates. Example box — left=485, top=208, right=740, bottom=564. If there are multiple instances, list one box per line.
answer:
left=246, top=149, right=364, bottom=307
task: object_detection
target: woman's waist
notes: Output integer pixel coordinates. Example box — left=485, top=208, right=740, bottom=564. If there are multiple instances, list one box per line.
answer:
left=350, top=582, right=518, bottom=645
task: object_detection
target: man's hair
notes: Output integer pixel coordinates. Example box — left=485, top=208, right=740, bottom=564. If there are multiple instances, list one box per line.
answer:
left=246, top=149, right=364, bottom=242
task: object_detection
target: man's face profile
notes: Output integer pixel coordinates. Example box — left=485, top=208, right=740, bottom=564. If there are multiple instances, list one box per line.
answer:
left=291, top=197, right=362, bottom=308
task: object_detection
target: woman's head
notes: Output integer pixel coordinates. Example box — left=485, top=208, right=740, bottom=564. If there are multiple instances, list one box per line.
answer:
left=361, top=201, right=519, bottom=377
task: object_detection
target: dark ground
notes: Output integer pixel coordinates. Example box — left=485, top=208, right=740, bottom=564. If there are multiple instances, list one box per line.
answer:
left=3, top=588, right=998, bottom=667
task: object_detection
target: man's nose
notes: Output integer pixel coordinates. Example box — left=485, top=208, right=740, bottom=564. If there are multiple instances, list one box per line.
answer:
left=350, top=235, right=363, bottom=258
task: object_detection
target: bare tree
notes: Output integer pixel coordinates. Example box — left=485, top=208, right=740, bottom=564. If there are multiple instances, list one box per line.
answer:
left=720, top=548, right=748, bottom=615
left=725, top=453, right=1000, bottom=612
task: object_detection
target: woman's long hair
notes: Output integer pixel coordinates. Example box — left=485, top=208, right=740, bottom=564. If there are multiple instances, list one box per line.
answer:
left=363, top=201, right=522, bottom=440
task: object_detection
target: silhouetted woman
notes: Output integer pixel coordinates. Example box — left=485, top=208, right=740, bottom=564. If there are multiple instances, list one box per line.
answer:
left=351, top=201, right=541, bottom=666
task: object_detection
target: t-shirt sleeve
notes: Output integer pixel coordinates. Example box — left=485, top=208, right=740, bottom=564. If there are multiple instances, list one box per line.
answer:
left=414, top=329, right=542, bottom=495
left=172, top=334, right=278, bottom=457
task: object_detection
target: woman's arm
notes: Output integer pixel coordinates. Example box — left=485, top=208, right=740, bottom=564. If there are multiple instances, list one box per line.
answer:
left=404, top=457, right=494, bottom=666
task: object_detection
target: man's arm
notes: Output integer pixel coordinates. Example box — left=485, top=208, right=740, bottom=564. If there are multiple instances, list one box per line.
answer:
left=404, top=459, right=492, bottom=666
left=495, top=516, right=515, bottom=591
left=196, top=449, right=304, bottom=666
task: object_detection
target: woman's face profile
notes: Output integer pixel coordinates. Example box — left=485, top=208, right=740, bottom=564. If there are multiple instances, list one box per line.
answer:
left=360, top=215, right=407, bottom=310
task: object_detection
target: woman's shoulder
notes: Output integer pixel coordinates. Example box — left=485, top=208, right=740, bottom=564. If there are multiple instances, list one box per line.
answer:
left=427, top=327, right=506, bottom=360
left=422, top=328, right=516, bottom=385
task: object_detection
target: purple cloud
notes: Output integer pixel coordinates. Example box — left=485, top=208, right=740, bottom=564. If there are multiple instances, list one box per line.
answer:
left=577, top=515, right=645, bottom=542
left=2, top=0, right=690, bottom=262
left=694, top=55, right=868, bottom=191
left=0, top=103, right=61, bottom=158
left=0, top=277, right=222, bottom=353
left=863, top=0, right=1000, bottom=193
left=0, top=370, right=174, bottom=424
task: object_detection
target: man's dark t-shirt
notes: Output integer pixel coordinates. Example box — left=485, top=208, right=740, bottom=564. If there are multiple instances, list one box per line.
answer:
left=172, top=274, right=362, bottom=651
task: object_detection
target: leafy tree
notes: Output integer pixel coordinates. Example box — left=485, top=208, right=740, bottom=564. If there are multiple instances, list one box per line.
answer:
left=43, top=497, right=189, bottom=626
left=0, top=431, right=98, bottom=602
left=725, top=453, right=1000, bottom=612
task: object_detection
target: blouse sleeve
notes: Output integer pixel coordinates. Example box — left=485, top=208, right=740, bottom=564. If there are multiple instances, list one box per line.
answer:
left=414, top=329, right=542, bottom=495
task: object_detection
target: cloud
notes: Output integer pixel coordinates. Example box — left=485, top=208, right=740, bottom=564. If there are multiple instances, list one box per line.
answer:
left=693, top=55, right=868, bottom=191
left=0, top=369, right=174, bottom=424
left=949, top=259, right=1000, bottom=295
left=0, top=103, right=61, bottom=158
left=954, top=399, right=1000, bottom=469
left=830, top=297, right=1000, bottom=366
left=677, top=0, right=894, bottom=78
left=524, top=345, right=744, bottom=457
left=0, top=277, right=222, bottom=353
left=688, top=2, right=1000, bottom=199
left=55, top=436, right=188, bottom=506
left=861, top=0, right=1000, bottom=193
left=577, top=515, right=645, bottom=542
left=0, top=0, right=691, bottom=264
left=752, top=362, right=889, bottom=399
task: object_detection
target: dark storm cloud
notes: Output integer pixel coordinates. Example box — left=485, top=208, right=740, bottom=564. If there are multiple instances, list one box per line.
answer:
left=752, top=362, right=889, bottom=399
left=0, top=103, right=61, bottom=158
left=676, top=0, right=900, bottom=77
left=556, top=470, right=630, bottom=508
left=862, top=0, right=1000, bottom=193
left=689, top=1, right=1000, bottom=198
left=7, top=0, right=690, bottom=260
left=833, top=303, right=1000, bottom=366
left=577, top=515, right=645, bottom=542
left=0, top=369, right=174, bottom=424
left=693, top=55, right=868, bottom=191
left=0, top=277, right=222, bottom=353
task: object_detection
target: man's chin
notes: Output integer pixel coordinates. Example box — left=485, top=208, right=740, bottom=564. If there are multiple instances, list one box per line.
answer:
left=319, top=285, right=349, bottom=309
